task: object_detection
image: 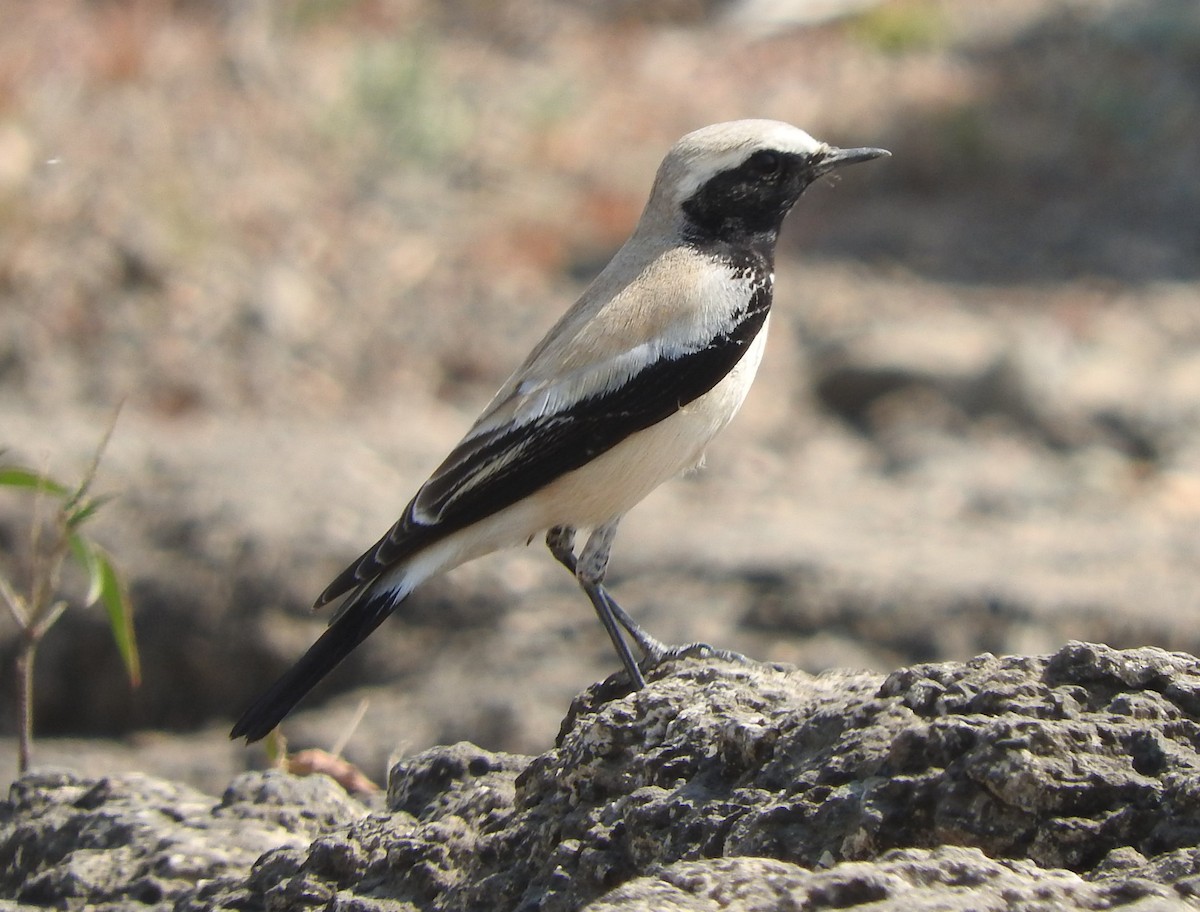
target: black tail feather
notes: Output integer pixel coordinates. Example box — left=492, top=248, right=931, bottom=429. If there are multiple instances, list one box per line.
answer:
left=230, top=587, right=401, bottom=742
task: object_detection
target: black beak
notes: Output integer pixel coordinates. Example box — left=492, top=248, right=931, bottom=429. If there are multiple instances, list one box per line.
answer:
left=812, top=145, right=890, bottom=176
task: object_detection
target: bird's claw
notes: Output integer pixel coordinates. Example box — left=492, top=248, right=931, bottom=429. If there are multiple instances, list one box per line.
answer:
left=638, top=641, right=754, bottom=676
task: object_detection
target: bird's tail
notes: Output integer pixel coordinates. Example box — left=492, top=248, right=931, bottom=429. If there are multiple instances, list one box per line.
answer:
left=229, top=582, right=405, bottom=742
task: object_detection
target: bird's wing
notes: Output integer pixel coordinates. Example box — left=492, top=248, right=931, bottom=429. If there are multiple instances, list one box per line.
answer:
left=315, top=250, right=771, bottom=607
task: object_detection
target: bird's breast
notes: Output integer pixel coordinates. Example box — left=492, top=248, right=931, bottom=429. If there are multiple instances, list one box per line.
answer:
left=532, top=315, right=771, bottom=527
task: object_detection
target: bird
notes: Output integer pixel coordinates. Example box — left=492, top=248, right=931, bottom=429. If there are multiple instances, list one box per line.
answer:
left=231, top=120, right=888, bottom=742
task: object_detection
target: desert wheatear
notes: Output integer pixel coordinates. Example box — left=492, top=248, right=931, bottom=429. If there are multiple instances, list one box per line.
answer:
left=232, top=120, right=887, bottom=741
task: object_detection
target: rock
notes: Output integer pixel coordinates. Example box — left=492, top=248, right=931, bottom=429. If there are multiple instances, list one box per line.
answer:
left=583, top=848, right=1183, bottom=911
left=0, top=768, right=370, bottom=909
left=5, top=643, right=1200, bottom=910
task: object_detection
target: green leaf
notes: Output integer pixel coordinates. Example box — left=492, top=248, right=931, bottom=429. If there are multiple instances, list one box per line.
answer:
left=69, top=535, right=141, bottom=688
left=0, top=467, right=70, bottom=497
left=67, top=493, right=116, bottom=529
left=69, top=534, right=105, bottom=606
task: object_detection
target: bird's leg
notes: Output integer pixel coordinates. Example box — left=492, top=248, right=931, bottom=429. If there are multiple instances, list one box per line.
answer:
left=574, top=522, right=645, bottom=688
left=573, top=526, right=752, bottom=672
left=549, top=523, right=669, bottom=687
left=547, top=524, right=643, bottom=686
left=545, top=525, right=578, bottom=573
left=581, top=521, right=677, bottom=684
left=551, top=524, right=663, bottom=651
left=547, top=524, right=731, bottom=687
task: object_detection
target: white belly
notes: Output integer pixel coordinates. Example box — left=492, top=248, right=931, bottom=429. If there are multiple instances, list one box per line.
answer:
left=542, top=314, right=770, bottom=525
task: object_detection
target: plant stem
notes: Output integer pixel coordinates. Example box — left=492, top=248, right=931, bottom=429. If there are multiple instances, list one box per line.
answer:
left=16, top=631, right=37, bottom=775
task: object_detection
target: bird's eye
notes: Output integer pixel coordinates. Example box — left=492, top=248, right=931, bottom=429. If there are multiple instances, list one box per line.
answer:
left=747, top=150, right=783, bottom=178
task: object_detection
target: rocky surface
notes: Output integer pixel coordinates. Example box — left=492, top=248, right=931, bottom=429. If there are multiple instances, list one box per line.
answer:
left=0, top=766, right=370, bottom=910
left=6, top=643, right=1200, bottom=910
left=2, top=0, right=1200, bottom=808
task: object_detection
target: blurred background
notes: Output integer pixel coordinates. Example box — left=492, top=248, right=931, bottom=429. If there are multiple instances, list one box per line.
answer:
left=1, top=0, right=1199, bottom=792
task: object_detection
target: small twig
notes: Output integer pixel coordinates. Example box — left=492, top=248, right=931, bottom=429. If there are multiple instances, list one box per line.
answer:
left=265, top=727, right=289, bottom=769
left=15, top=642, right=35, bottom=774
left=31, top=600, right=69, bottom=641
left=0, top=573, right=29, bottom=628
left=26, top=454, right=54, bottom=623
left=329, top=697, right=370, bottom=759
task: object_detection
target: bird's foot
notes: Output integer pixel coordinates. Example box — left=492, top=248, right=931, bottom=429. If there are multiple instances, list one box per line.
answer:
left=640, top=641, right=754, bottom=674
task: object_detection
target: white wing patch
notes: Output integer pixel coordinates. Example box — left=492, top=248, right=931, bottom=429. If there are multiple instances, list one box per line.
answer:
left=408, top=261, right=764, bottom=527
left=495, top=265, right=760, bottom=432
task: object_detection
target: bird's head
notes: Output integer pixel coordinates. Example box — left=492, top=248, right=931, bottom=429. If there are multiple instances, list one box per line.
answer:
left=642, top=119, right=889, bottom=248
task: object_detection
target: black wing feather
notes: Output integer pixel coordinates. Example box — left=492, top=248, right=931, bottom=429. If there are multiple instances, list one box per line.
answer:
left=318, top=270, right=772, bottom=608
